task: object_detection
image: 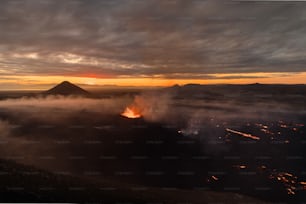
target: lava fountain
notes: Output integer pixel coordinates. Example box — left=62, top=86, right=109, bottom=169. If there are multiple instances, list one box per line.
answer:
left=121, top=106, right=142, bottom=119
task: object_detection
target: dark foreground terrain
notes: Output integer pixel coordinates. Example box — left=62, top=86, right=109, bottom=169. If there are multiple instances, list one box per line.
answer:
left=0, top=84, right=305, bottom=203
left=0, top=158, right=271, bottom=203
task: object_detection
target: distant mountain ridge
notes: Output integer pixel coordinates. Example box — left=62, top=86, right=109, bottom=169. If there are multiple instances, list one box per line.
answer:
left=163, top=83, right=306, bottom=101
left=166, top=83, right=306, bottom=94
left=45, top=81, right=89, bottom=96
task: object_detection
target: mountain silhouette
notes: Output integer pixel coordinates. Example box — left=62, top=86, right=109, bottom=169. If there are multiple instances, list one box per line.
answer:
left=45, top=81, right=89, bottom=95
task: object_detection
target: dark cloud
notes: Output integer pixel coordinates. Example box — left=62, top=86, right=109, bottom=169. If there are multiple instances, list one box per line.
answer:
left=0, top=0, right=306, bottom=77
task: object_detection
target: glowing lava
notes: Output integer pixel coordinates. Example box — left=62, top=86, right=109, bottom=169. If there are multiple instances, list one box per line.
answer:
left=121, top=106, right=141, bottom=119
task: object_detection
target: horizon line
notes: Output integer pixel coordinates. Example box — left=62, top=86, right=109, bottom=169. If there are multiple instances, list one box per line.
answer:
left=1, top=82, right=306, bottom=92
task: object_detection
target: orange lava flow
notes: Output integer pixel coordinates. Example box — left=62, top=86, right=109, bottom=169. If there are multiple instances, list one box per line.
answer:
left=121, top=107, right=141, bottom=119
left=226, top=128, right=260, bottom=140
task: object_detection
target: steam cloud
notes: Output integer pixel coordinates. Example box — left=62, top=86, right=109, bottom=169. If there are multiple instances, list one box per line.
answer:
left=0, top=90, right=304, bottom=171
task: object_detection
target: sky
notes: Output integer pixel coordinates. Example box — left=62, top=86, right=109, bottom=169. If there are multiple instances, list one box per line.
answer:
left=0, top=0, right=306, bottom=90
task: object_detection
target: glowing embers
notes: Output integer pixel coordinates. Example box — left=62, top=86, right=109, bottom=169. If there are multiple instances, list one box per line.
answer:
left=269, top=172, right=299, bottom=195
left=121, top=106, right=142, bottom=119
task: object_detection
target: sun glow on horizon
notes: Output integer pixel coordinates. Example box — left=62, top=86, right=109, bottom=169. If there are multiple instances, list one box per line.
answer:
left=0, top=72, right=305, bottom=90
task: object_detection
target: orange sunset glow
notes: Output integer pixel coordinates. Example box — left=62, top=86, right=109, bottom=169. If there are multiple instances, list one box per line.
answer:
left=0, top=72, right=305, bottom=90
left=0, top=0, right=304, bottom=90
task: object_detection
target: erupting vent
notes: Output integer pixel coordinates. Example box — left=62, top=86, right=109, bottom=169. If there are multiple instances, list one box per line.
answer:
left=121, top=106, right=142, bottom=119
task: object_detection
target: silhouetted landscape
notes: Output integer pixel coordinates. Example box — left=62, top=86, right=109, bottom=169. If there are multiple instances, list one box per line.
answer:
left=0, top=82, right=305, bottom=203
left=2, top=0, right=306, bottom=202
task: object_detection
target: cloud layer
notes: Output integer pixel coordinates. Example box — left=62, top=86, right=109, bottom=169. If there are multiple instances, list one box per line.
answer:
left=0, top=0, right=306, bottom=79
